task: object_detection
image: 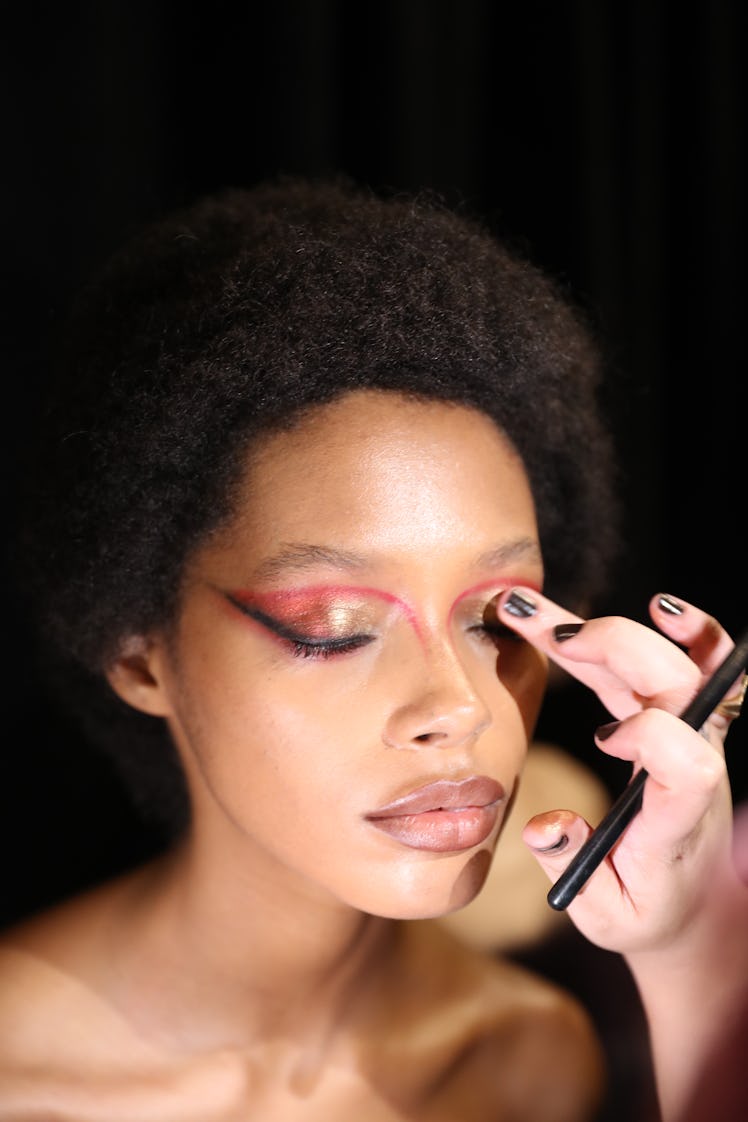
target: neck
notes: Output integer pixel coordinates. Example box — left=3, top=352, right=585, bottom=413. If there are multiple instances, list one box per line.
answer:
left=106, top=820, right=395, bottom=1054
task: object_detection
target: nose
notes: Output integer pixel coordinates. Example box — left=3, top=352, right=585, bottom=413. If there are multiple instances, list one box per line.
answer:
left=382, top=641, right=492, bottom=751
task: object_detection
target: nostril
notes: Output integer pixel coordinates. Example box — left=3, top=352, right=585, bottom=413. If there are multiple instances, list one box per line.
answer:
left=383, top=696, right=492, bottom=751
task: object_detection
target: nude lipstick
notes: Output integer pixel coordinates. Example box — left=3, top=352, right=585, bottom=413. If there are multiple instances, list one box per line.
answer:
left=365, top=776, right=504, bottom=852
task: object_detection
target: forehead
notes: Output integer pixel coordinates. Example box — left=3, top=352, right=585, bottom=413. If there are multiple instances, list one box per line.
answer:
left=204, top=391, right=540, bottom=578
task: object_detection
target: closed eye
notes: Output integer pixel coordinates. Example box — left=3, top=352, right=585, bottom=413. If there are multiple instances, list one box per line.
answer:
left=288, top=634, right=376, bottom=660
left=226, top=594, right=376, bottom=660
left=468, top=598, right=523, bottom=647
left=470, top=620, right=523, bottom=645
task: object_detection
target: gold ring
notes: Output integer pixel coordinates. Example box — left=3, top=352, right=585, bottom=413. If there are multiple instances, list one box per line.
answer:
left=715, top=672, right=748, bottom=721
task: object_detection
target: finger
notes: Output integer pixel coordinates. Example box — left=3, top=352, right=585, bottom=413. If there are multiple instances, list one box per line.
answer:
left=733, top=802, right=748, bottom=887
left=522, top=810, right=627, bottom=905
left=592, top=708, right=729, bottom=847
left=649, top=593, right=736, bottom=677
left=498, top=587, right=701, bottom=720
left=522, top=714, right=731, bottom=934
left=649, top=593, right=744, bottom=736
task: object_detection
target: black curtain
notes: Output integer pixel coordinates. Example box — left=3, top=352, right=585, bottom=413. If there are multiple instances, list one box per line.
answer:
left=3, top=0, right=746, bottom=921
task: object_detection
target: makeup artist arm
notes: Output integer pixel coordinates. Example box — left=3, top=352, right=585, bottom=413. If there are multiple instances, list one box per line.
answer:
left=495, top=589, right=748, bottom=1122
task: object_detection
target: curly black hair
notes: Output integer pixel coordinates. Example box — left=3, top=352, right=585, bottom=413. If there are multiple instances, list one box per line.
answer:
left=20, top=174, right=620, bottom=836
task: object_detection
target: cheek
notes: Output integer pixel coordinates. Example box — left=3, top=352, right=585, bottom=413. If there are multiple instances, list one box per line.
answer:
left=496, top=644, right=548, bottom=738
left=174, top=673, right=397, bottom=902
left=174, top=657, right=385, bottom=818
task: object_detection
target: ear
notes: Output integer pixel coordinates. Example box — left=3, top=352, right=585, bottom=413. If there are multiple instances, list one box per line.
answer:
left=105, top=635, right=174, bottom=718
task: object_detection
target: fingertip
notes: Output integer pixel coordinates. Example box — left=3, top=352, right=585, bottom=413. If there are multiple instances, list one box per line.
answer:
left=530, top=833, right=570, bottom=855
left=500, top=587, right=539, bottom=620
left=522, top=809, right=578, bottom=852
left=523, top=811, right=595, bottom=893
left=595, top=720, right=620, bottom=742
left=653, top=593, right=686, bottom=618
left=552, top=621, right=584, bottom=643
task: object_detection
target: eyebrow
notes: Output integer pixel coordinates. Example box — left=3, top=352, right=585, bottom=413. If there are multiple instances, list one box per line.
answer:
left=470, top=538, right=543, bottom=570
left=250, top=537, right=542, bottom=581
left=250, top=544, right=371, bottom=581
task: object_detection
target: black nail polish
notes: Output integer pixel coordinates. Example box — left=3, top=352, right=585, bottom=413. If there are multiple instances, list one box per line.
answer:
left=595, top=721, right=620, bottom=741
left=504, top=590, right=538, bottom=619
left=658, top=594, right=684, bottom=616
left=553, top=622, right=583, bottom=643
left=533, top=834, right=569, bottom=854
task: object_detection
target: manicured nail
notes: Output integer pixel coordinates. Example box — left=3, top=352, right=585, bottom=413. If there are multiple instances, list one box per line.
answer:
left=532, top=834, right=569, bottom=854
left=595, top=721, right=620, bottom=741
left=553, top=622, right=583, bottom=643
left=503, top=589, right=538, bottom=618
left=658, top=594, right=684, bottom=616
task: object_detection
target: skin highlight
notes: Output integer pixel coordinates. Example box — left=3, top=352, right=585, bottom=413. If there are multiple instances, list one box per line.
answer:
left=0, top=391, right=583, bottom=1120
left=134, top=391, right=548, bottom=923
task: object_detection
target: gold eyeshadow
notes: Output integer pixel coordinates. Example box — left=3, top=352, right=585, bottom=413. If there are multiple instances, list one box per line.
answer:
left=227, top=581, right=515, bottom=648
left=280, top=599, right=381, bottom=639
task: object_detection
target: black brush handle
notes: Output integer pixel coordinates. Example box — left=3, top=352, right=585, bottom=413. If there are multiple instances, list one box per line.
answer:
left=547, top=626, right=748, bottom=911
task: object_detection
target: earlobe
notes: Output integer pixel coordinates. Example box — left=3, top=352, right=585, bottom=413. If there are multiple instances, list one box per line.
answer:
left=105, top=635, right=173, bottom=718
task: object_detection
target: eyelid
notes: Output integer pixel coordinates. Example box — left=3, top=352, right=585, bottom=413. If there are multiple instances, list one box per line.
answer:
left=474, top=619, right=523, bottom=642
left=226, top=594, right=377, bottom=658
left=449, top=582, right=507, bottom=620
left=452, top=588, right=503, bottom=617
left=455, top=592, right=521, bottom=643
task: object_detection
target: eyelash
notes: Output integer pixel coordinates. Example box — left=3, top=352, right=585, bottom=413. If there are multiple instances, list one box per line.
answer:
left=289, top=634, right=375, bottom=660
left=470, top=621, right=521, bottom=645
left=230, top=596, right=519, bottom=661
left=290, top=621, right=520, bottom=659
left=291, top=623, right=520, bottom=660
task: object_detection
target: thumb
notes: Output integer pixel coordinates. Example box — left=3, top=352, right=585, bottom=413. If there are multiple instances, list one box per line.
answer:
left=522, top=809, right=622, bottom=905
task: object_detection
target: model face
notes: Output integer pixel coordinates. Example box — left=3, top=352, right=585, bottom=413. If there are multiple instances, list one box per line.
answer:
left=145, top=391, right=547, bottom=918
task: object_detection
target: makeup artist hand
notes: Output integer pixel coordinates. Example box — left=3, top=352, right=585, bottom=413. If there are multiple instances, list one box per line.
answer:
left=497, top=589, right=748, bottom=1120
left=496, top=589, right=740, bottom=953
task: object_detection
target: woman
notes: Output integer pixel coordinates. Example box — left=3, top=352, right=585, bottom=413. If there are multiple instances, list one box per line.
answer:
left=1, top=177, right=744, bottom=1120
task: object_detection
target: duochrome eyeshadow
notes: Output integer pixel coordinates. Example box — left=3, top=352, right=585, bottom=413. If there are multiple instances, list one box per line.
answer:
left=225, top=584, right=421, bottom=641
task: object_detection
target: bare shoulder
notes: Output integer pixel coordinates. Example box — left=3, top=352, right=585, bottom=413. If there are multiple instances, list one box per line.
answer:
left=0, top=892, right=605, bottom=1121
left=382, top=920, right=605, bottom=1121
left=0, top=874, right=131, bottom=1021
left=0, top=891, right=103, bottom=1046
left=0, top=875, right=160, bottom=1116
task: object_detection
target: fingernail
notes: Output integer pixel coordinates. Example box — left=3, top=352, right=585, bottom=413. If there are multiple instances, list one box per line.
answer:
left=532, top=834, right=569, bottom=854
left=553, top=622, right=583, bottom=643
left=595, top=721, right=620, bottom=741
left=503, top=589, right=538, bottom=619
left=658, top=594, right=684, bottom=616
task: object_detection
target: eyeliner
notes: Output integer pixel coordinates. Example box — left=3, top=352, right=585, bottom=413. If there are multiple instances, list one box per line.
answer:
left=547, top=625, right=748, bottom=911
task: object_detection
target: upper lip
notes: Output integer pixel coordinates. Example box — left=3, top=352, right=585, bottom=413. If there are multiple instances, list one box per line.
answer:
left=366, top=776, right=504, bottom=819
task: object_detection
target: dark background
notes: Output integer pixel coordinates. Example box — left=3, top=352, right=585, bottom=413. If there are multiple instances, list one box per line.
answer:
left=1, top=4, right=745, bottom=1112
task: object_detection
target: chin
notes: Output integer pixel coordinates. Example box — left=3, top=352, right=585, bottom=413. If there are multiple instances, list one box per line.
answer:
left=348, top=847, right=494, bottom=920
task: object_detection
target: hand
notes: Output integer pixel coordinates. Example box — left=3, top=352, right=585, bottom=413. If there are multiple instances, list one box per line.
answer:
left=496, top=589, right=740, bottom=954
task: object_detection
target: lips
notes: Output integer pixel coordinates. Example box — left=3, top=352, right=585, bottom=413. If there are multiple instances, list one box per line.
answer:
left=365, top=776, right=504, bottom=853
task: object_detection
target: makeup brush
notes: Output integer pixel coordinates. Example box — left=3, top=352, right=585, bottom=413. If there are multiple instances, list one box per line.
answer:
left=547, top=626, right=748, bottom=910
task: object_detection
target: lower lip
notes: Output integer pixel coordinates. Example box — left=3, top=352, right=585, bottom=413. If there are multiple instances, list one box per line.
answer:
left=366, top=803, right=500, bottom=853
